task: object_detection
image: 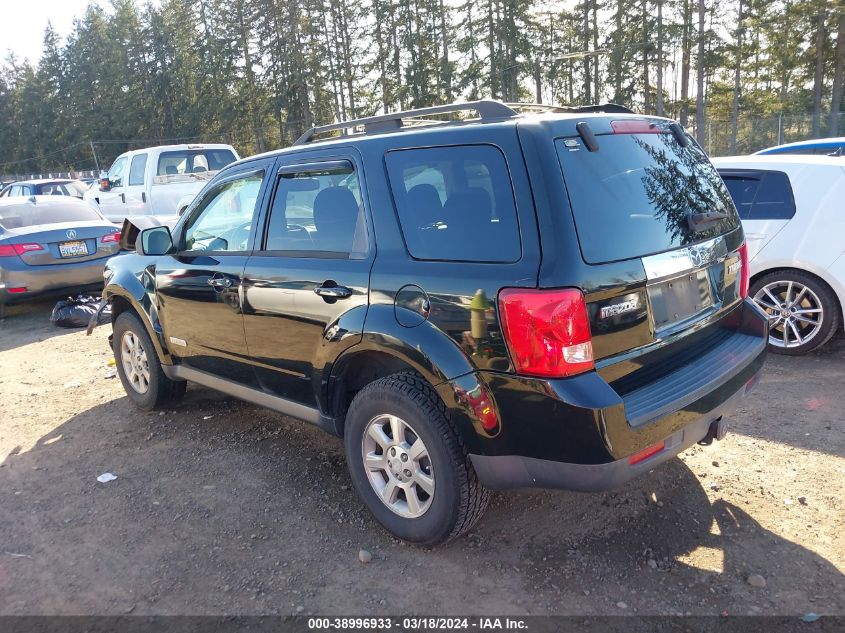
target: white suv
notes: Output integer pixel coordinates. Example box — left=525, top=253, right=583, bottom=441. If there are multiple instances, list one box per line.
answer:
left=714, top=155, right=845, bottom=354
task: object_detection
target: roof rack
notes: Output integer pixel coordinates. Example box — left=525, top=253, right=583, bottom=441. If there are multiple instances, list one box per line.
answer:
left=293, top=100, right=518, bottom=145
left=507, top=102, right=635, bottom=114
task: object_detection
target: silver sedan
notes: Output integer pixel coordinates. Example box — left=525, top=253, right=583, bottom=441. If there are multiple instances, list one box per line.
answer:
left=0, top=196, right=122, bottom=315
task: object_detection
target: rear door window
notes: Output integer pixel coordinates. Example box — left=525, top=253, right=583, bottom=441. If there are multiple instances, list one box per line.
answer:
left=556, top=130, right=739, bottom=264
left=386, top=145, right=521, bottom=262
left=719, top=170, right=796, bottom=220
left=129, top=153, right=148, bottom=186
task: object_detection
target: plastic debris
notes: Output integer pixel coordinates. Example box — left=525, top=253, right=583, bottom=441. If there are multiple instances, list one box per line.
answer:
left=97, top=473, right=117, bottom=483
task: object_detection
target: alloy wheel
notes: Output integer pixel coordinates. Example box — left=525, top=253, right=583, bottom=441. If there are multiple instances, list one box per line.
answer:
left=361, top=414, right=435, bottom=518
left=752, top=280, right=824, bottom=349
left=120, top=331, right=151, bottom=394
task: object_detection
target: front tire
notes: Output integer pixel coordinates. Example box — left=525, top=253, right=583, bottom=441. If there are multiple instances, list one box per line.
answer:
left=344, top=373, right=489, bottom=544
left=750, top=270, right=841, bottom=355
left=113, top=311, right=187, bottom=410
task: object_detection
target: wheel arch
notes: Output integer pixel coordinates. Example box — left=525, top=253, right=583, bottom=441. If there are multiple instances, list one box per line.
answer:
left=104, top=272, right=172, bottom=365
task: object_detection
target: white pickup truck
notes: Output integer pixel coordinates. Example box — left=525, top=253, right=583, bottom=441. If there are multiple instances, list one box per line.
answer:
left=83, top=144, right=239, bottom=223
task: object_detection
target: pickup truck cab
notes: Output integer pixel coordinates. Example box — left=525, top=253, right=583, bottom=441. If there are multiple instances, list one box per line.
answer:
left=84, top=144, right=239, bottom=223
left=94, top=101, right=767, bottom=545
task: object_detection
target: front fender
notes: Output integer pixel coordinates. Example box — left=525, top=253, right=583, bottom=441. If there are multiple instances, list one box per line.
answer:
left=101, top=262, right=172, bottom=365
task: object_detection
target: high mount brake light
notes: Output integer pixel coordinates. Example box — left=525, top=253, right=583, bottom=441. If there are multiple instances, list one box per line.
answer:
left=498, top=288, right=594, bottom=378
left=611, top=119, right=662, bottom=134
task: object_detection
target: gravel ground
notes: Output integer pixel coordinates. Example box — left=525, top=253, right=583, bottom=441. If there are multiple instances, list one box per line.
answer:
left=0, top=299, right=843, bottom=616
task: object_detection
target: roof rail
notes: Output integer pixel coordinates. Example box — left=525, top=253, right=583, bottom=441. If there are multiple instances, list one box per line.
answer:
left=293, top=100, right=518, bottom=145
left=507, top=102, right=635, bottom=114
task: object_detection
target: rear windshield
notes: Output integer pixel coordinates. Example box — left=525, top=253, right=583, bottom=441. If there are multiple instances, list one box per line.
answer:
left=155, top=149, right=236, bottom=183
left=556, top=132, right=739, bottom=264
left=0, top=202, right=102, bottom=230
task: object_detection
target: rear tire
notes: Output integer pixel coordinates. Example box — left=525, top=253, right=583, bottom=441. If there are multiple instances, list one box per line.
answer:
left=344, top=372, right=489, bottom=544
left=113, top=311, right=187, bottom=410
left=750, top=270, right=841, bottom=355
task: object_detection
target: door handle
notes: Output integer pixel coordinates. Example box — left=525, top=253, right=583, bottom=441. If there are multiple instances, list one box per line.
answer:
left=208, top=277, right=233, bottom=289
left=120, top=193, right=126, bottom=203
left=314, top=285, right=352, bottom=299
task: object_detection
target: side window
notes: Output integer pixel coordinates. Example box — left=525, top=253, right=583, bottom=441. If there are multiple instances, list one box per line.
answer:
left=108, top=157, right=128, bottom=188
left=721, top=173, right=761, bottom=220
left=385, top=145, right=521, bottom=262
left=182, top=171, right=264, bottom=253
left=129, top=154, right=148, bottom=186
left=721, top=170, right=795, bottom=220
left=263, top=160, right=368, bottom=258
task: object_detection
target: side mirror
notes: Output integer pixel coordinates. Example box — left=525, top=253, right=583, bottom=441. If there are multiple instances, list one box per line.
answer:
left=100, top=178, right=111, bottom=192
left=136, top=226, right=174, bottom=256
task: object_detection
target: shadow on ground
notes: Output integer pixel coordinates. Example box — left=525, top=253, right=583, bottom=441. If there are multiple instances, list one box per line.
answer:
left=1, top=389, right=842, bottom=616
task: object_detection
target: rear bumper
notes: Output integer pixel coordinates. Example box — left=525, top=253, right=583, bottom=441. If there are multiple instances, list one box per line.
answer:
left=471, top=384, right=746, bottom=491
left=460, top=299, right=767, bottom=491
left=0, top=256, right=110, bottom=304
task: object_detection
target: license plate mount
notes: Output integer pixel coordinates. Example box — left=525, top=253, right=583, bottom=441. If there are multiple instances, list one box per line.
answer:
left=648, top=270, right=713, bottom=330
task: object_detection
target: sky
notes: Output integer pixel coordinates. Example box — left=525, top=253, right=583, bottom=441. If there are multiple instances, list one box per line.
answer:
left=0, top=1, right=98, bottom=64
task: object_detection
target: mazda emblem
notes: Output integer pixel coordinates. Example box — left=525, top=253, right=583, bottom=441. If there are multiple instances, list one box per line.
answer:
left=66, top=229, right=77, bottom=239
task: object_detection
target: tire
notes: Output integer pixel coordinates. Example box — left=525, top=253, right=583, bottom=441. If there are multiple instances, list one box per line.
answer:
left=750, top=270, right=841, bottom=355
left=344, top=372, right=489, bottom=544
left=113, top=311, right=187, bottom=410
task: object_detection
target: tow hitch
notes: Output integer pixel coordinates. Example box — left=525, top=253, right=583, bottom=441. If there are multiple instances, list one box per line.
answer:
left=698, top=417, right=728, bottom=446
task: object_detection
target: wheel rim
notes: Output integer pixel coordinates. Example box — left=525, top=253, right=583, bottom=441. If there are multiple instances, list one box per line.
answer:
left=361, top=414, right=435, bottom=519
left=120, top=331, right=151, bottom=394
left=752, top=280, right=824, bottom=349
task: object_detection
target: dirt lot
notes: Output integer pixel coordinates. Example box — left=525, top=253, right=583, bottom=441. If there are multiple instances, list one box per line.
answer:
left=0, top=299, right=843, bottom=617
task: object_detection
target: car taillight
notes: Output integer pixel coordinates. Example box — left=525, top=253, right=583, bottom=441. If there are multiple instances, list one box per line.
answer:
left=101, top=232, right=120, bottom=243
left=0, top=243, right=44, bottom=257
left=738, top=242, right=749, bottom=299
left=498, top=288, right=594, bottom=378
left=13, top=243, right=43, bottom=254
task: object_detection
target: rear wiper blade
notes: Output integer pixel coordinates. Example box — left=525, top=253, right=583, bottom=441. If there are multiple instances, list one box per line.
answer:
left=687, top=210, right=730, bottom=231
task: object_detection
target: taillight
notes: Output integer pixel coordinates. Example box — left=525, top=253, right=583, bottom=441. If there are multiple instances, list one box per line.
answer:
left=0, top=243, right=43, bottom=257
left=611, top=119, right=661, bottom=134
left=13, top=243, right=43, bottom=254
left=738, top=242, right=749, bottom=299
left=498, top=288, right=594, bottom=378
left=101, top=232, right=120, bottom=243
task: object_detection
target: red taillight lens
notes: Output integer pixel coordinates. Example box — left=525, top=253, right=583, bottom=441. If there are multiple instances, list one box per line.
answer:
left=738, top=242, right=749, bottom=299
left=101, top=232, right=120, bottom=243
left=0, top=244, right=17, bottom=257
left=13, top=243, right=43, bottom=254
left=498, top=288, right=594, bottom=378
left=611, top=119, right=661, bottom=134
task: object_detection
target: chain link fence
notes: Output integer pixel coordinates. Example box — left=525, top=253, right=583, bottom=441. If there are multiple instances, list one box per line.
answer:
left=702, top=113, right=845, bottom=157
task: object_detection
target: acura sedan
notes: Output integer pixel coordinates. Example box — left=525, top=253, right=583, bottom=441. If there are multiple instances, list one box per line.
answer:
left=0, top=196, right=122, bottom=315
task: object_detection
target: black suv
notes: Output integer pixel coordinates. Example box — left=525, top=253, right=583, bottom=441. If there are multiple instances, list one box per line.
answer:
left=95, top=101, right=767, bottom=544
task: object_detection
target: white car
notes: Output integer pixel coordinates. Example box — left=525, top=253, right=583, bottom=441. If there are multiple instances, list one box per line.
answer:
left=83, top=144, right=239, bottom=223
left=713, top=155, right=845, bottom=354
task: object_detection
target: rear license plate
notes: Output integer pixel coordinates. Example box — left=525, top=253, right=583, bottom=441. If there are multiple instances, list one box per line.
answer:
left=648, top=270, right=713, bottom=330
left=59, top=240, right=89, bottom=258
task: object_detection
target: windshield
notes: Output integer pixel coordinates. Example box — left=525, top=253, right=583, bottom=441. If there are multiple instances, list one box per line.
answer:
left=0, top=202, right=103, bottom=230
left=556, top=132, right=739, bottom=264
left=34, top=181, right=87, bottom=197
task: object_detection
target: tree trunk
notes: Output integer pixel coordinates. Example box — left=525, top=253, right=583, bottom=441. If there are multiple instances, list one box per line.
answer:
left=830, top=8, right=845, bottom=135
left=729, top=0, right=743, bottom=154
left=656, top=0, right=664, bottom=116
left=642, top=0, right=650, bottom=113
left=583, top=3, right=591, bottom=103
left=439, top=0, right=451, bottom=100
left=695, top=0, right=706, bottom=145
left=680, top=0, right=691, bottom=126
left=812, top=3, right=827, bottom=137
